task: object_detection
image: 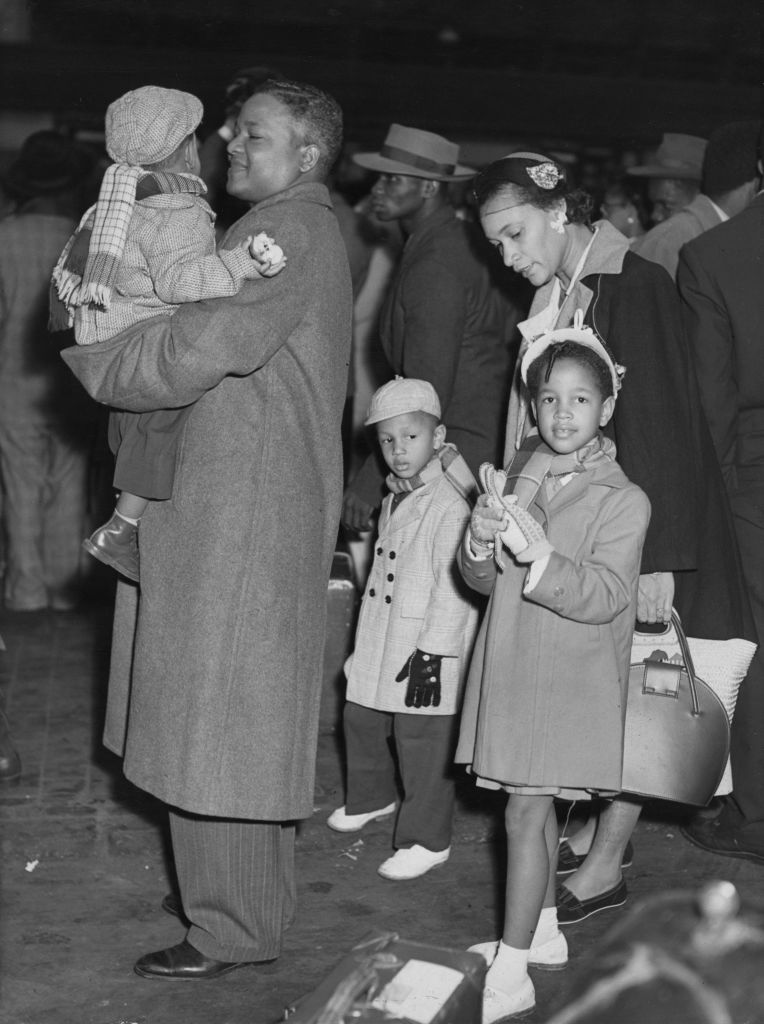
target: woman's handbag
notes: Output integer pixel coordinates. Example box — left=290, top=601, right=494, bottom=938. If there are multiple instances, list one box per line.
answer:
left=621, top=611, right=734, bottom=806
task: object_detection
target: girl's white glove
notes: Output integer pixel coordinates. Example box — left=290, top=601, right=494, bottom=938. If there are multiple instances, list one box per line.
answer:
left=478, top=463, right=553, bottom=566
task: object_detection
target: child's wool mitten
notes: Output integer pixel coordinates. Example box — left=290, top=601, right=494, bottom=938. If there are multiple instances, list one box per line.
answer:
left=395, top=650, right=442, bottom=708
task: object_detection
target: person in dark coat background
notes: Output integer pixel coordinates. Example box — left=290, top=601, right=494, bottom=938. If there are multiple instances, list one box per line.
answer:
left=60, top=79, right=353, bottom=980
left=341, top=123, right=526, bottom=533
left=677, top=138, right=764, bottom=864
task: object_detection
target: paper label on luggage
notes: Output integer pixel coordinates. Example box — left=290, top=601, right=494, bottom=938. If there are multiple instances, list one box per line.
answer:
left=369, top=959, right=464, bottom=1023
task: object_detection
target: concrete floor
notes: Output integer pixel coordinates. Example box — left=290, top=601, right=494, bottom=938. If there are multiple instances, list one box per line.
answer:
left=2, top=593, right=763, bottom=1024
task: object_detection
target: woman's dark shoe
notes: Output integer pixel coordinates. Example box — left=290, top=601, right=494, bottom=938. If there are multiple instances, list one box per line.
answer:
left=557, top=838, right=634, bottom=876
left=134, top=938, right=257, bottom=980
left=83, top=512, right=140, bottom=582
left=556, top=879, right=628, bottom=925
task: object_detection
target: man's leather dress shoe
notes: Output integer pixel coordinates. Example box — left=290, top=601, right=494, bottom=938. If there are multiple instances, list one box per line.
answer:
left=161, top=892, right=185, bottom=919
left=134, top=938, right=255, bottom=980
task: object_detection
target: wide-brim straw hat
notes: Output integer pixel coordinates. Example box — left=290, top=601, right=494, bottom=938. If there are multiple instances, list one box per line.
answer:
left=353, top=124, right=476, bottom=181
left=629, top=133, right=706, bottom=180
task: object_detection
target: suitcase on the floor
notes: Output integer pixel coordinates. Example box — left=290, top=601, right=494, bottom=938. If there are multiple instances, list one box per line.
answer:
left=320, top=550, right=359, bottom=733
left=284, top=929, right=485, bottom=1024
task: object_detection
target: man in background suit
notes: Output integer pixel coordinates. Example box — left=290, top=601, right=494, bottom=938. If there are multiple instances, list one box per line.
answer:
left=677, top=129, right=764, bottom=864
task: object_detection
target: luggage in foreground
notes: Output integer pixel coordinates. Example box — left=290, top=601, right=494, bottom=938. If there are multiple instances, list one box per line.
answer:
left=285, top=929, right=486, bottom=1024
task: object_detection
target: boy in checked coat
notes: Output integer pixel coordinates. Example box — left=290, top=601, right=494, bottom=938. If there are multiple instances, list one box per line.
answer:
left=328, top=377, right=480, bottom=879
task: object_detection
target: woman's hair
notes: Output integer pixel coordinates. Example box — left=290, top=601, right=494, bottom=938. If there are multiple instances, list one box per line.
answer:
left=472, top=153, right=594, bottom=225
left=526, top=341, right=615, bottom=400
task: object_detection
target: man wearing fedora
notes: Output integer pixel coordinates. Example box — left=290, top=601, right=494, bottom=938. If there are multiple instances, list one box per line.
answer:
left=0, top=131, right=97, bottom=612
left=630, top=125, right=761, bottom=280
left=342, top=124, right=524, bottom=532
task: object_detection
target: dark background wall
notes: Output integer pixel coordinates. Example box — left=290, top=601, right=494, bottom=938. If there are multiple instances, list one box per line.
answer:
left=1, top=0, right=761, bottom=166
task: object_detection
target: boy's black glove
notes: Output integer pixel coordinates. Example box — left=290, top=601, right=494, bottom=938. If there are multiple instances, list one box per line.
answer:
left=395, top=650, right=442, bottom=708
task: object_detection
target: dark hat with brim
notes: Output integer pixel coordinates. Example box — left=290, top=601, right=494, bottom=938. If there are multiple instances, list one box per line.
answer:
left=2, top=131, right=93, bottom=200
left=353, top=123, right=476, bottom=181
left=629, top=133, right=707, bottom=180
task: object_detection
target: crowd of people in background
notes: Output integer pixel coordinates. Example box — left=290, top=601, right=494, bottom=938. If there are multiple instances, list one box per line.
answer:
left=0, top=65, right=762, bottom=1023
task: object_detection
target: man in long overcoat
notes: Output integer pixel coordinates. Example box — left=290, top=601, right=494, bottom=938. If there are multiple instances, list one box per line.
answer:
left=677, top=161, right=764, bottom=864
left=61, top=79, right=353, bottom=977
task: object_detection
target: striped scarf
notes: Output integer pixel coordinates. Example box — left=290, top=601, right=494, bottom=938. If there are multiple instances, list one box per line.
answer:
left=50, top=166, right=207, bottom=331
left=385, top=443, right=478, bottom=503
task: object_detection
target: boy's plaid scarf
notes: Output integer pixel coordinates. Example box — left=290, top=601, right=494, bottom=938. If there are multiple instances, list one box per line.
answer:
left=50, top=166, right=207, bottom=331
left=385, top=443, right=478, bottom=503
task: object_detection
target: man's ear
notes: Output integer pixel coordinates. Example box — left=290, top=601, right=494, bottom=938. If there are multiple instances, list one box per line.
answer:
left=421, top=178, right=441, bottom=199
left=299, top=144, right=321, bottom=173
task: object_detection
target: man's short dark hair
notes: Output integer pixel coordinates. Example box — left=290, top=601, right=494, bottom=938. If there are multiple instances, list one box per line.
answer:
left=702, top=120, right=761, bottom=199
left=253, top=78, right=343, bottom=178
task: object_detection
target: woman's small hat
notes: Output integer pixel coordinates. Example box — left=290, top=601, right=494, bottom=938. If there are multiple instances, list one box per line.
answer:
left=353, top=124, right=476, bottom=181
left=521, top=312, right=625, bottom=396
left=628, top=133, right=706, bottom=180
left=365, top=377, right=442, bottom=426
left=2, top=131, right=93, bottom=200
left=105, top=85, right=203, bottom=166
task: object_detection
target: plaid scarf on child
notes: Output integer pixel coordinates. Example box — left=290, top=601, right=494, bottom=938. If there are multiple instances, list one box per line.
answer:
left=50, top=166, right=207, bottom=331
left=385, top=443, right=478, bottom=503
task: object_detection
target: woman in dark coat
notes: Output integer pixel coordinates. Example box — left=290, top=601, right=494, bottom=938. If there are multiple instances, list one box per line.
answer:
left=472, top=152, right=755, bottom=924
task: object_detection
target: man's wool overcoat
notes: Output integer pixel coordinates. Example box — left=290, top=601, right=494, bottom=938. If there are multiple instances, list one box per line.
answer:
left=62, top=182, right=352, bottom=819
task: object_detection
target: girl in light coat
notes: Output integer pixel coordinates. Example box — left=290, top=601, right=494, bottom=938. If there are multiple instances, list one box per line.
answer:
left=458, top=325, right=650, bottom=1023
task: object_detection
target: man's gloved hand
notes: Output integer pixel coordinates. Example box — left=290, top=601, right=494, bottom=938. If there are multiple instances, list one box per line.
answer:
left=395, top=650, right=442, bottom=708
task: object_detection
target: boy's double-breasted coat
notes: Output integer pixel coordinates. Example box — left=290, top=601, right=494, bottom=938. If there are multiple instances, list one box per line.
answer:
left=456, top=457, right=650, bottom=791
left=345, top=466, right=479, bottom=715
left=62, top=182, right=352, bottom=820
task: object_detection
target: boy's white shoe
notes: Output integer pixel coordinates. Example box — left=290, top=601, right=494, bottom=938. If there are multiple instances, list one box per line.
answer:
left=482, top=977, right=535, bottom=1023
left=468, top=932, right=568, bottom=971
left=377, top=844, right=450, bottom=880
left=326, top=802, right=396, bottom=833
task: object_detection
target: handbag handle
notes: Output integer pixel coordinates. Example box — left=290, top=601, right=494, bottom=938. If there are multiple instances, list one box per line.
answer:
left=636, top=609, right=702, bottom=716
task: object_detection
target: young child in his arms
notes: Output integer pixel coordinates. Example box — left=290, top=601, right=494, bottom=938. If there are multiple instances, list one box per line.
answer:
left=328, top=377, right=480, bottom=880
left=51, top=85, right=285, bottom=583
left=457, top=322, right=651, bottom=1023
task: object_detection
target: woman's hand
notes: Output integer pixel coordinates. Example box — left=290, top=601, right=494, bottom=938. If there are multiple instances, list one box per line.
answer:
left=637, top=572, right=675, bottom=624
left=470, top=493, right=507, bottom=544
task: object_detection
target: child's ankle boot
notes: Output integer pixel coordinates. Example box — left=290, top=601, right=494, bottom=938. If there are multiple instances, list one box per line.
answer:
left=83, top=512, right=140, bottom=582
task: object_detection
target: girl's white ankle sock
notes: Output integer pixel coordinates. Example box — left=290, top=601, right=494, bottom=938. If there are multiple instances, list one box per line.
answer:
left=486, top=941, right=529, bottom=994
left=531, top=906, right=560, bottom=946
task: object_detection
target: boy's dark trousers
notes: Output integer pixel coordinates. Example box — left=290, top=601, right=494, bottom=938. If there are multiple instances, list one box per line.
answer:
left=343, top=701, right=458, bottom=853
